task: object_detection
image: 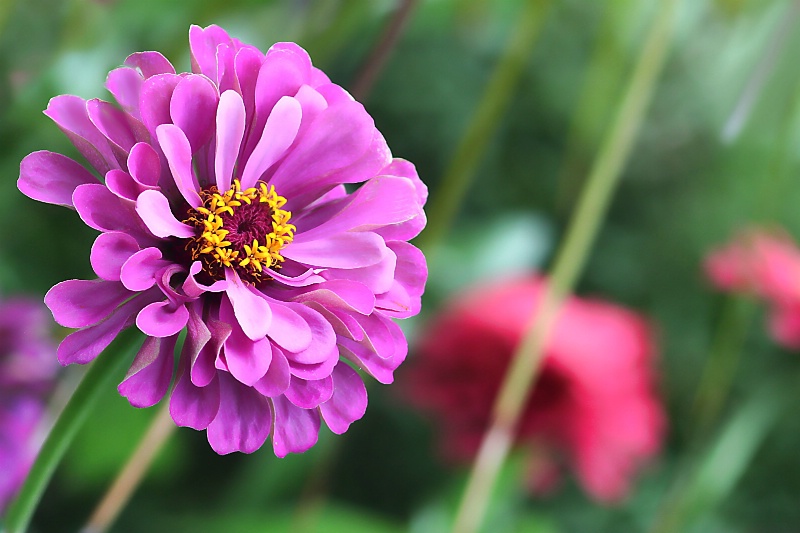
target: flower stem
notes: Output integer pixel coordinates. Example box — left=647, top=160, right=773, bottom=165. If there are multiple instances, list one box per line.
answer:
left=450, top=1, right=679, bottom=531
left=417, top=0, right=552, bottom=254
left=350, top=0, right=420, bottom=101
left=81, top=400, right=175, bottom=533
left=3, top=330, right=139, bottom=533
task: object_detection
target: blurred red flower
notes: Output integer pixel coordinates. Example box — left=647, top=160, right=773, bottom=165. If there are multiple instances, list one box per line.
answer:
left=705, top=228, right=800, bottom=349
left=402, top=276, right=665, bottom=503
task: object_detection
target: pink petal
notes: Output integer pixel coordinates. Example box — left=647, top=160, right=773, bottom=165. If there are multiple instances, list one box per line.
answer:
left=214, top=90, right=246, bottom=191
left=266, top=301, right=311, bottom=353
left=284, top=375, right=333, bottom=409
left=136, top=300, right=189, bottom=338
left=282, top=232, right=386, bottom=269
left=73, top=183, right=138, bottom=234
left=279, top=303, right=336, bottom=365
left=105, top=169, right=142, bottom=201
left=254, top=345, right=290, bottom=397
left=271, top=395, right=320, bottom=457
left=120, top=247, right=168, bottom=291
left=125, top=51, right=176, bottom=78
left=183, top=261, right=229, bottom=299
left=189, top=24, right=233, bottom=80
left=18, top=151, right=97, bottom=207
left=91, top=232, right=140, bottom=281
left=171, top=367, right=220, bottom=430
left=87, top=98, right=140, bottom=154
left=207, top=372, right=272, bottom=454
left=155, top=124, right=202, bottom=208
left=44, top=95, right=121, bottom=174
left=294, top=280, right=376, bottom=315
left=224, top=269, right=271, bottom=340
left=136, top=189, right=196, bottom=238
left=106, top=66, right=144, bottom=120
left=139, top=74, right=181, bottom=137
left=170, top=74, right=219, bottom=154
left=239, top=95, right=301, bottom=189
left=128, top=142, right=161, bottom=187
left=219, top=295, right=272, bottom=386
left=320, top=362, right=367, bottom=434
left=45, top=279, right=131, bottom=328
left=118, top=335, right=176, bottom=408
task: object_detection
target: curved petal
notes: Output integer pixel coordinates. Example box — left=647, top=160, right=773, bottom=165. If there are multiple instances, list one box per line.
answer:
left=271, top=395, right=320, bottom=458
left=224, top=269, right=271, bottom=340
left=266, top=301, right=311, bottom=353
left=125, top=51, right=176, bottom=78
left=106, top=66, right=144, bottom=120
left=18, top=151, right=97, bottom=207
left=171, top=368, right=220, bottom=430
left=282, top=232, right=386, bottom=269
left=118, top=335, right=177, bottom=408
left=72, top=183, right=141, bottom=236
left=127, top=142, right=161, bottom=187
left=45, top=279, right=131, bottom=328
left=91, top=232, right=140, bottom=281
left=279, top=303, right=336, bottom=365
left=136, top=300, right=189, bottom=338
left=214, top=90, right=246, bottom=191
left=254, top=345, right=290, bottom=397
left=170, top=74, right=219, bottom=154
left=136, top=189, right=196, bottom=238
left=120, top=247, right=168, bottom=291
left=155, top=124, right=202, bottom=207
left=206, top=372, right=272, bottom=454
left=320, top=362, right=367, bottom=434
left=239, top=95, right=301, bottom=189
left=219, top=296, right=272, bottom=386
left=284, top=375, right=333, bottom=409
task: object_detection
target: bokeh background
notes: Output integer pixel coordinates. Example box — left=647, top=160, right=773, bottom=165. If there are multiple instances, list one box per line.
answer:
left=2, top=0, right=800, bottom=531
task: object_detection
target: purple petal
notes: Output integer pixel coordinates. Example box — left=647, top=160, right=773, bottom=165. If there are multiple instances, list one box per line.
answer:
left=105, top=169, right=142, bottom=201
left=271, top=395, right=320, bottom=458
left=139, top=73, right=181, bottom=136
left=292, top=84, right=328, bottom=141
left=214, top=90, right=246, bottom=191
left=266, top=267, right=326, bottom=287
left=118, top=335, right=176, bottom=408
left=170, top=74, right=219, bottom=154
left=183, top=261, right=229, bottom=298
left=282, top=232, right=386, bottom=269
left=265, top=300, right=311, bottom=353
left=325, top=249, right=396, bottom=295
left=125, top=51, right=176, bottom=78
left=239, top=95, right=301, bottom=189
left=106, top=67, right=144, bottom=120
left=72, top=183, right=142, bottom=236
left=377, top=241, right=426, bottom=317
left=268, top=101, right=375, bottom=198
left=91, top=232, right=140, bottom=281
left=57, top=292, right=153, bottom=365
left=87, top=98, right=139, bottom=154
left=44, top=95, right=121, bottom=174
left=294, top=177, right=421, bottom=242
left=155, top=124, right=202, bottom=208
left=45, top=279, right=131, bottom=328
left=171, top=367, right=220, bottom=430
left=278, top=303, right=336, bottom=365
left=120, top=247, right=168, bottom=291
left=224, top=269, right=271, bottom=340
left=18, top=151, right=97, bottom=207
left=136, top=189, right=196, bottom=238
left=189, top=24, right=233, bottom=80
left=234, top=47, right=264, bottom=122
left=254, top=345, right=290, bottom=397
left=287, top=354, right=339, bottom=381
left=284, top=375, right=333, bottom=409
left=136, top=300, right=189, bottom=338
left=219, top=296, right=272, bottom=386
left=128, top=142, right=161, bottom=187
left=294, top=280, right=376, bottom=315
left=207, top=372, right=272, bottom=454
left=320, top=362, right=367, bottom=434
left=192, top=311, right=232, bottom=387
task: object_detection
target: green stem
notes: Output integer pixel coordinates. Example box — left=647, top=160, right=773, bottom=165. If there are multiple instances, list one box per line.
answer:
left=450, top=2, right=679, bottom=532
left=3, top=330, right=139, bottom=533
left=417, top=0, right=552, bottom=253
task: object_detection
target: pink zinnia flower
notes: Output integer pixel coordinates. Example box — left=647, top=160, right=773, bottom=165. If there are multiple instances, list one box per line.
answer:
left=705, top=227, right=800, bottom=348
left=18, top=25, right=427, bottom=455
left=0, top=297, right=58, bottom=513
left=403, top=277, right=664, bottom=503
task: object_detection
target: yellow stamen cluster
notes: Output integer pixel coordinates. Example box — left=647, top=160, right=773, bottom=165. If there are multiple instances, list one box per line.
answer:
left=184, top=180, right=296, bottom=281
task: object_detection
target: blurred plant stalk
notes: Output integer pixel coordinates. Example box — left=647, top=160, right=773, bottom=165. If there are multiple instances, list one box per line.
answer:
left=450, top=1, right=680, bottom=531
left=3, top=331, right=139, bottom=533
left=417, top=0, right=552, bottom=254
left=81, top=401, right=175, bottom=533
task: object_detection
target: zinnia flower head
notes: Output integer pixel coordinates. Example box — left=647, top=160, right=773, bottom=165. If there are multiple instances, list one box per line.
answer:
left=0, top=296, right=58, bottom=513
left=403, top=277, right=664, bottom=503
left=705, top=227, right=800, bottom=348
left=18, top=25, right=427, bottom=455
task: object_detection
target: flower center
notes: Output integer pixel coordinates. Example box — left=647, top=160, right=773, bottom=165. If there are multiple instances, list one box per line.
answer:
left=184, top=180, right=295, bottom=282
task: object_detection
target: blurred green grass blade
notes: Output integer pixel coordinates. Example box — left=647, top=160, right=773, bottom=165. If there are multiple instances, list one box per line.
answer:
left=3, top=329, right=139, bottom=533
